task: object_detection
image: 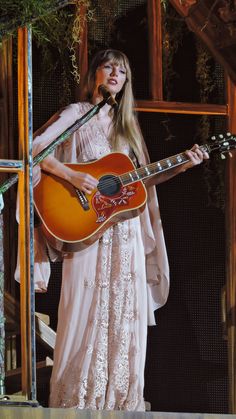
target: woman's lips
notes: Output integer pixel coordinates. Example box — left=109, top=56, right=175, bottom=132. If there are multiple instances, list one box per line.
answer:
left=108, top=79, right=117, bottom=85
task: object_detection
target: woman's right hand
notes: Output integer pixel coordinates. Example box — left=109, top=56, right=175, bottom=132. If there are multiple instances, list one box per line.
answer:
left=68, top=170, right=98, bottom=194
left=40, top=155, right=98, bottom=195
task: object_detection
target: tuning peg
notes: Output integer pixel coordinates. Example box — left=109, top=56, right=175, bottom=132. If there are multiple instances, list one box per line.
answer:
left=211, top=135, right=216, bottom=141
left=226, top=132, right=232, bottom=137
left=221, top=153, right=226, bottom=159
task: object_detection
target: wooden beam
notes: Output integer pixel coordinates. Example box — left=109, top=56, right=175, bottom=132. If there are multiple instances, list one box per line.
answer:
left=135, top=99, right=227, bottom=115
left=147, top=0, right=163, bottom=100
left=169, top=0, right=236, bottom=85
left=169, top=0, right=194, bottom=17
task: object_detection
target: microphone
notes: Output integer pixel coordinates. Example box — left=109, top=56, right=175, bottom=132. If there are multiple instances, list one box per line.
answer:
left=98, top=85, right=118, bottom=108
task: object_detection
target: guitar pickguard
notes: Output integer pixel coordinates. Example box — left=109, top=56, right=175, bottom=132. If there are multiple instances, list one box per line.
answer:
left=92, top=185, right=137, bottom=223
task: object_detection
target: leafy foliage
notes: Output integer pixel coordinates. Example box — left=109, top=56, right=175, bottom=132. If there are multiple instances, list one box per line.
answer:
left=0, top=0, right=94, bottom=104
left=0, top=0, right=68, bottom=39
left=0, top=0, right=226, bottom=207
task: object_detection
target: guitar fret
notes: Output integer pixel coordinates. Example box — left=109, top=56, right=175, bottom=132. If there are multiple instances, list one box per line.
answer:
left=122, top=149, right=203, bottom=185
left=129, top=172, right=134, bottom=181
left=33, top=134, right=236, bottom=254
left=176, top=155, right=183, bottom=163
left=123, top=171, right=138, bottom=183
left=129, top=171, right=140, bottom=181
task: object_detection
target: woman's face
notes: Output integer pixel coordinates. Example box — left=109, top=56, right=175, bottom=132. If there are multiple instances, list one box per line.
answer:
left=95, top=60, right=127, bottom=97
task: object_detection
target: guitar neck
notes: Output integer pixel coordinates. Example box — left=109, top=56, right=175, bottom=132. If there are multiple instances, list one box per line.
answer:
left=121, top=144, right=210, bottom=185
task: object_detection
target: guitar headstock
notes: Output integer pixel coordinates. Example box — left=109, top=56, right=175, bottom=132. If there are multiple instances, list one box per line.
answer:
left=206, top=133, right=236, bottom=157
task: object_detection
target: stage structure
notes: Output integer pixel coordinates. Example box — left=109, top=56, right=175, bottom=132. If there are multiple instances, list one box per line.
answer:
left=1, top=0, right=236, bottom=414
left=0, top=0, right=77, bottom=406
left=0, top=26, right=36, bottom=406
left=0, top=2, right=125, bottom=407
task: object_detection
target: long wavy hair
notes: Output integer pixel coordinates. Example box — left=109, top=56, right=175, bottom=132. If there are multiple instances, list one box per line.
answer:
left=83, top=49, right=143, bottom=159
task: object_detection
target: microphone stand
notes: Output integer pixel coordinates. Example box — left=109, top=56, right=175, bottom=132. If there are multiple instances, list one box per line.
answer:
left=0, top=97, right=110, bottom=195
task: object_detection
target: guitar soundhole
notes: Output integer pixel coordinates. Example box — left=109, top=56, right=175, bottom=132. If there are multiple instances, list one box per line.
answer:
left=98, top=175, right=122, bottom=197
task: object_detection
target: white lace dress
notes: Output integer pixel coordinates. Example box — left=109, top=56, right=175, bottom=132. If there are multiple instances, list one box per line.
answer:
left=22, top=102, right=170, bottom=410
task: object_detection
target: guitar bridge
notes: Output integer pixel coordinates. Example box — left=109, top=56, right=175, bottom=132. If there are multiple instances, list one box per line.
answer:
left=74, top=188, right=90, bottom=211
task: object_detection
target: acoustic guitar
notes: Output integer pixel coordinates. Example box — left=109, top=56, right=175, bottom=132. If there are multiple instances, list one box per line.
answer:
left=33, top=133, right=236, bottom=252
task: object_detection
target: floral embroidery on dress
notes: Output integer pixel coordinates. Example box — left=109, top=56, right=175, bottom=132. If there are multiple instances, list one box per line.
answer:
left=49, top=102, right=147, bottom=411
left=50, top=218, right=145, bottom=410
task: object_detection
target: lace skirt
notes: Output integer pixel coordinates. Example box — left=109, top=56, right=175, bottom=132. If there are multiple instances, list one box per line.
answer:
left=49, top=216, right=147, bottom=410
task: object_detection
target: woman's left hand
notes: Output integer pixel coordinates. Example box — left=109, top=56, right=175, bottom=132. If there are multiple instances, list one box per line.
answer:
left=146, top=143, right=209, bottom=186
left=181, top=144, right=209, bottom=172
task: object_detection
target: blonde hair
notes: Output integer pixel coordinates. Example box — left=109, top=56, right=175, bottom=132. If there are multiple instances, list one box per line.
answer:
left=83, top=49, right=143, bottom=159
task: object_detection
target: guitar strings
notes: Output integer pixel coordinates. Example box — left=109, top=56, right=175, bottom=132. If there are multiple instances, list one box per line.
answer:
left=95, top=144, right=212, bottom=191
left=75, top=144, right=212, bottom=193
left=94, top=152, right=191, bottom=193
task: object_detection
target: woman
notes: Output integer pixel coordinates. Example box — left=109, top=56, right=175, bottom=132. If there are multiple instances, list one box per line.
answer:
left=29, top=49, right=208, bottom=410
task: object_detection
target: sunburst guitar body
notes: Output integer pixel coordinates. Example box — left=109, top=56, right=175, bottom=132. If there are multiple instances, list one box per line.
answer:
left=33, top=134, right=236, bottom=252
left=34, top=152, right=147, bottom=252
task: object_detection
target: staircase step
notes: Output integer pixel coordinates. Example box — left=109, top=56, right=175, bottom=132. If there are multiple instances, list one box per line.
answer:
left=4, top=291, right=56, bottom=351
left=5, top=357, right=53, bottom=396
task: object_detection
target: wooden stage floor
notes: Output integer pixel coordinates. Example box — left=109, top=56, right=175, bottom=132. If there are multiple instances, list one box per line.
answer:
left=0, top=408, right=236, bottom=419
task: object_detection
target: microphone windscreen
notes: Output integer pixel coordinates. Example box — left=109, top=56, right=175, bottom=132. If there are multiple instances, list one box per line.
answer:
left=98, top=85, right=118, bottom=108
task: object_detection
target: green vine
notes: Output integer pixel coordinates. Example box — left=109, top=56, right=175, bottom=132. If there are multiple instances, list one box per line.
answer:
left=162, top=2, right=186, bottom=101
left=196, top=39, right=216, bottom=103
left=161, top=2, right=185, bottom=141
left=195, top=40, right=214, bottom=145
left=0, top=0, right=94, bottom=104
left=161, top=4, right=226, bottom=209
left=0, top=0, right=74, bottom=40
left=70, top=1, right=94, bottom=86
left=33, top=1, right=95, bottom=104
left=0, top=0, right=227, bottom=208
left=195, top=39, right=225, bottom=210
left=93, top=0, right=119, bottom=44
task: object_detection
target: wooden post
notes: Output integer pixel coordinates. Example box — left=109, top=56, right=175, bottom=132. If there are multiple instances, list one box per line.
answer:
left=226, top=77, right=236, bottom=413
left=147, top=0, right=163, bottom=100
left=17, top=26, right=36, bottom=401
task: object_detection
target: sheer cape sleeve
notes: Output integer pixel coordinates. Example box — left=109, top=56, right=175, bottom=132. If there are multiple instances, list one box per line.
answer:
left=14, top=103, right=83, bottom=292
left=136, top=122, right=170, bottom=325
left=15, top=102, right=170, bottom=324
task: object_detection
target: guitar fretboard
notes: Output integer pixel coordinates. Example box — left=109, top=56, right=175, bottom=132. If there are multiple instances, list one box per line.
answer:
left=121, top=144, right=209, bottom=185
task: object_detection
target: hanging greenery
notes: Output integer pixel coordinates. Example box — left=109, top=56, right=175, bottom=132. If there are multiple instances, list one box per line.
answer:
left=160, top=2, right=186, bottom=141
left=195, top=39, right=215, bottom=147
left=70, top=2, right=94, bottom=85
left=0, top=0, right=94, bottom=104
left=160, top=3, right=226, bottom=209
left=0, top=0, right=74, bottom=40
left=161, top=1, right=186, bottom=101
left=195, top=38, right=226, bottom=210
left=0, top=0, right=227, bottom=207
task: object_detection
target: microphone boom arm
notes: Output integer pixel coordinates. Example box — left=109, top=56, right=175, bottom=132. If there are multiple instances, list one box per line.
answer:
left=0, top=97, right=110, bottom=195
